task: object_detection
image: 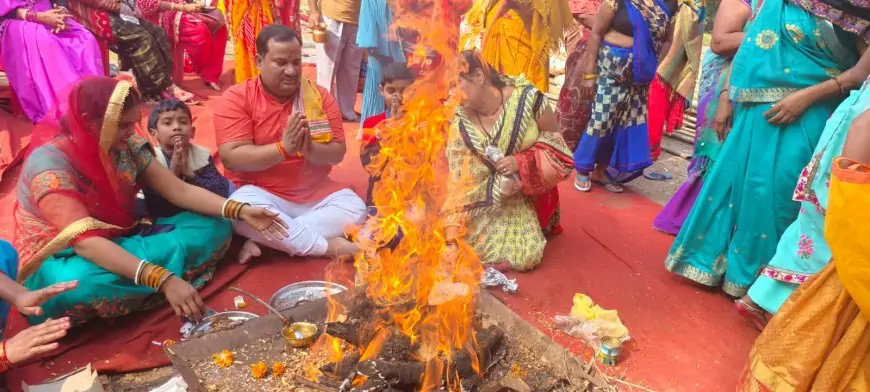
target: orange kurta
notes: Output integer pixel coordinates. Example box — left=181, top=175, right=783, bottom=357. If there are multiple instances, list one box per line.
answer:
left=213, top=78, right=346, bottom=204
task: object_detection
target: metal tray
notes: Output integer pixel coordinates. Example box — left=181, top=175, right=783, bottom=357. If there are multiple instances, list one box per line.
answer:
left=187, top=311, right=258, bottom=338
left=268, top=281, right=348, bottom=311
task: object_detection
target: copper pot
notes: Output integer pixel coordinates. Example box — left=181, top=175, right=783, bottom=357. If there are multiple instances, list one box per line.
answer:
left=311, top=24, right=327, bottom=44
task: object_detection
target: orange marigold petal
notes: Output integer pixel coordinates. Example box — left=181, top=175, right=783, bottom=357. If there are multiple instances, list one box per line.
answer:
left=213, top=349, right=234, bottom=367
left=271, top=362, right=286, bottom=377
left=251, top=361, right=268, bottom=379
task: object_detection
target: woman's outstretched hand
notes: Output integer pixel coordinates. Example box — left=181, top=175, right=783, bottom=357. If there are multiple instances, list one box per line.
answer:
left=765, top=90, right=812, bottom=125
left=239, top=206, right=289, bottom=242
left=5, top=317, right=71, bottom=365
left=14, top=281, right=78, bottom=317
left=160, top=277, right=205, bottom=323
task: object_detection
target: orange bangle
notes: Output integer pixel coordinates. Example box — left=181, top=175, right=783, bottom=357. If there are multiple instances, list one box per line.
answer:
left=276, top=141, right=291, bottom=160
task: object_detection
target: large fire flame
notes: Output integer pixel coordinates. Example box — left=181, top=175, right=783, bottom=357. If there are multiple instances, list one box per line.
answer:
left=312, top=0, right=482, bottom=389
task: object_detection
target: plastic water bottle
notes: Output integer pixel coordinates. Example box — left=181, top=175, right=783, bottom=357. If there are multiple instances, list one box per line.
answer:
left=484, top=146, right=519, bottom=182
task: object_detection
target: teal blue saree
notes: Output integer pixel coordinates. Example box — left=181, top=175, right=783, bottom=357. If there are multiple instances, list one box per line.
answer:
left=664, top=0, right=859, bottom=297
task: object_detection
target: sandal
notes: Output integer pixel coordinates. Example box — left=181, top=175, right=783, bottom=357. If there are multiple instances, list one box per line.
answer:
left=735, top=298, right=770, bottom=331
left=592, top=178, right=624, bottom=193
left=644, top=171, right=674, bottom=181
left=574, top=174, right=592, bottom=192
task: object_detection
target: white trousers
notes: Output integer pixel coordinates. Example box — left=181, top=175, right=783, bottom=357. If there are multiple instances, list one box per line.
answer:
left=316, top=16, right=364, bottom=119
left=229, top=185, right=367, bottom=257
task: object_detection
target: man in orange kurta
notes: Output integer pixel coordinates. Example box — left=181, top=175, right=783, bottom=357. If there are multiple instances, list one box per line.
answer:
left=214, top=24, right=366, bottom=262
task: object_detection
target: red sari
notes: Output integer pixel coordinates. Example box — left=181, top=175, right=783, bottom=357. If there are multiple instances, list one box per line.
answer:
left=138, top=0, right=228, bottom=84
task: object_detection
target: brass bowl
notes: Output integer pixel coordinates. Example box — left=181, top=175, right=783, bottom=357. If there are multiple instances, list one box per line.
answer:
left=311, top=24, right=326, bottom=44
left=283, top=322, right=319, bottom=349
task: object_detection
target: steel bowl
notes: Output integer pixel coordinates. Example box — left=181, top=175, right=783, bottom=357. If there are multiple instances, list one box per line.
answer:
left=268, top=281, right=348, bottom=311
left=283, top=322, right=319, bottom=349
left=187, top=311, right=258, bottom=338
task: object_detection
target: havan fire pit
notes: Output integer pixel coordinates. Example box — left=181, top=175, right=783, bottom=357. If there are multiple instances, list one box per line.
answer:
left=164, top=289, right=607, bottom=392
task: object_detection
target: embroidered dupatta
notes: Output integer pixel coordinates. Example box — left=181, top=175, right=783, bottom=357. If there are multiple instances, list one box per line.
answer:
left=789, top=0, right=870, bottom=41
left=14, top=79, right=146, bottom=281
left=442, top=77, right=573, bottom=225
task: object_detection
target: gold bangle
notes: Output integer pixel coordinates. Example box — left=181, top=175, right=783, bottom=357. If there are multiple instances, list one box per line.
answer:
left=581, top=73, right=597, bottom=80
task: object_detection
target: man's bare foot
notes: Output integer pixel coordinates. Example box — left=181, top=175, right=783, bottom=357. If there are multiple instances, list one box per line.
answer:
left=326, top=237, right=360, bottom=258
left=238, top=240, right=262, bottom=264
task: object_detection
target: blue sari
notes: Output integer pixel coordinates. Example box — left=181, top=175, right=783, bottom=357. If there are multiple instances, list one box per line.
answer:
left=665, top=0, right=858, bottom=297
left=574, top=0, right=676, bottom=183
left=747, top=81, right=870, bottom=313
left=356, top=0, right=405, bottom=125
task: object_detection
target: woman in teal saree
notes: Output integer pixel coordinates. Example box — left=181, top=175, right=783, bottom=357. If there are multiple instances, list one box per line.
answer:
left=14, top=77, right=287, bottom=326
left=736, top=80, right=870, bottom=329
left=664, top=0, right=870, bottom=297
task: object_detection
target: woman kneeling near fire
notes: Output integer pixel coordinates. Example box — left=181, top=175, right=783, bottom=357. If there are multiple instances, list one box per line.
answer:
left=442, top=50, right=574, bottom=271
left=13, top=77, right=287, bottom=326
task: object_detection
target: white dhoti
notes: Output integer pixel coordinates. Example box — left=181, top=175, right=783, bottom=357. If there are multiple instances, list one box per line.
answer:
left=316, top=16, right=364, bottom=120
left=229, top=185, right=367, bottom=257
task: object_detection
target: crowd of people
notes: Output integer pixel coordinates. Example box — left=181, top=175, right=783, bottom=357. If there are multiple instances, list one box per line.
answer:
left=2, top=0, right=870, bottom=388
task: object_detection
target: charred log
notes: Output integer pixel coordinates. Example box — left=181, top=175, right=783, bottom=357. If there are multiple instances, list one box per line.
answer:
left=320, top=351, right=362, bottom=380
left=356, top=359, right=426, bottom=387
left=326, top=322, right=364, bottom=346
left=450, top=325, right=505, bottom=377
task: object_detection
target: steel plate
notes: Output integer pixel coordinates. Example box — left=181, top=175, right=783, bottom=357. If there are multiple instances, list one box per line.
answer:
left=187, top=311, right=258, bottom=338
left=268, top=281, right=348, bottom=311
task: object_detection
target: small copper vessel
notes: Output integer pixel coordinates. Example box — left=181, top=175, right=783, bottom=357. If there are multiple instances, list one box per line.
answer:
left=311, top=23, right=327, bottom=44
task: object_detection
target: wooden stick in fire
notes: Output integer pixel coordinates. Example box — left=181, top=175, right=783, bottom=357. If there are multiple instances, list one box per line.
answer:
left=229, top=286, right=291, bottom=325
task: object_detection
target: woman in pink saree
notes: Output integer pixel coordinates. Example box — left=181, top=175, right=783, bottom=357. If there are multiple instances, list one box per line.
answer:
left=0, top=0, right=104, bottom=123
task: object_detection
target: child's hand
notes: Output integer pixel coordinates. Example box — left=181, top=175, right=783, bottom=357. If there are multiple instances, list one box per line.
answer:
left=175, top=140, right=196, bottom=179
left=169, top=145, right=185, bottom=178
left=389, top=95, right=401, bottom=118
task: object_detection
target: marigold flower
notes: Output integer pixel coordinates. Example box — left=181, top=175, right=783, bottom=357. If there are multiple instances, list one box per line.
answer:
left=162, top=339, right=177, bottom=347
left=213, top=350, right=234, bottom=367
left=271, top=362, right=286, bottom=377
left=251, top=361, right=268, bottom=379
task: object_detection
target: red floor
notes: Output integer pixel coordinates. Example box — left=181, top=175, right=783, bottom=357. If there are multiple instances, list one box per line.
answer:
left=0, top=66, right=758, bottom=391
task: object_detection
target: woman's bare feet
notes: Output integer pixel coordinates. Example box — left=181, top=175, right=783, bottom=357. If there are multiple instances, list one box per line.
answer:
left=735, top=297, right=770, bottom=331
left=327, top=237, right=360, bottom=258
left=238, top=240, right=262, bottom=264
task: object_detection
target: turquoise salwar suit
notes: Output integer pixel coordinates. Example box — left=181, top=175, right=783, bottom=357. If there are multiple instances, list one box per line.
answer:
left=747, top=82, right=870, bottom=313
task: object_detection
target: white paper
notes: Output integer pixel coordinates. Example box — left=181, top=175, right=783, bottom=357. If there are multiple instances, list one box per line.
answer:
left=148, top=376, right=187, bottom=392
left=22, top=364, right=104, bottom=392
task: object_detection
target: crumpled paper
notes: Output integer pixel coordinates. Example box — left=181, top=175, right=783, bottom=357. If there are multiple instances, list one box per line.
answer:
left=480, top=267, right=518, bottom=293
left=554, top=293, right=629, bottom=345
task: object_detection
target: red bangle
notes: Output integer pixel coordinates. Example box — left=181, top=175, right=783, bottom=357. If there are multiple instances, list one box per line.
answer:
left=0, top=340, right=15, bottom=371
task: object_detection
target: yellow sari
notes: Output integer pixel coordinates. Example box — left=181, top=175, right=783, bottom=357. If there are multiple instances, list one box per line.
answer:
left=462, top=0, right=572, bottom=92
left=221, top=0, right=274, bottom=83
left=738, top=157, right=870, bottom=391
